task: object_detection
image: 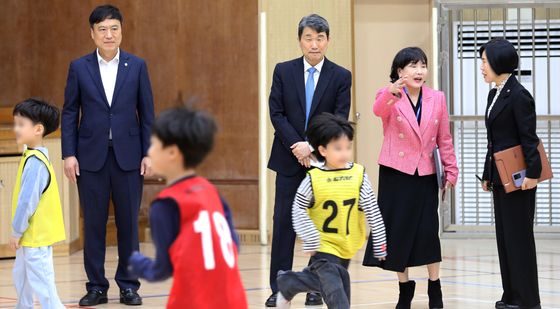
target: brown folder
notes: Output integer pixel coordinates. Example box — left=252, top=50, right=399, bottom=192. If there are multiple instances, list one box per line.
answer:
left=493, top=140, right=553, bottom=193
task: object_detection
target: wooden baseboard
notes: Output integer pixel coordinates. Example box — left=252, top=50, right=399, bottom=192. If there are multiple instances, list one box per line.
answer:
left=53, top=238, right=82, bottom=256
left=143, top=228, right=264, bottom=245
left=0, top=229, right=264, bottom=259
left=0, top=245, right=15, bottom=259
left=237, top=229, right=263, bottom=245
left=0, top=238, right=81, bottom=259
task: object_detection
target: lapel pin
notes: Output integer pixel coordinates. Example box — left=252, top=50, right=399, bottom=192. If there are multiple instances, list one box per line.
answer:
left=125, top=63, right=128, bottom=67
left=507, top=89, right=510, bottom=92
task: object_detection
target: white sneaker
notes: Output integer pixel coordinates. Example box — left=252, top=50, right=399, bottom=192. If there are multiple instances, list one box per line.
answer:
left=276, top=291, right=291, bottom=309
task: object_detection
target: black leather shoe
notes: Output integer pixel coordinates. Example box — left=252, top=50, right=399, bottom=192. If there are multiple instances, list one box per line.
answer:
left=496, top=301, right=507, bottom=309
left=79, top=290, right=108, bottom=306
left=265, top=293, right=277, bottom=307
left=506, top=305, right=540, bottom=309
left=305, top=292, right=323, bottom=306
left=120, top=289, right=142, bottom=306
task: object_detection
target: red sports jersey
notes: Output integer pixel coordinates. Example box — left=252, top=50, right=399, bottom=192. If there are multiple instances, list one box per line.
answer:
left=157, top=176, right=247, bottom=309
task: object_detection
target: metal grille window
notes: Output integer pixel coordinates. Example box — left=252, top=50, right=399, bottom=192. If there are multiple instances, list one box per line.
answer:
left=437, top=3, right=560, bottom=234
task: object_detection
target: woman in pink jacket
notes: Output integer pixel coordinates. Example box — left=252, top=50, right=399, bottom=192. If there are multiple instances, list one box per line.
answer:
left=364, top=47, right=458, bottom=309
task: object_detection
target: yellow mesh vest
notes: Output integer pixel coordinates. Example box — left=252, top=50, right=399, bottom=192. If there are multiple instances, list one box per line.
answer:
left=308, top=163, right=366, bottom=259
left=11, top=149, right=66, bottom=247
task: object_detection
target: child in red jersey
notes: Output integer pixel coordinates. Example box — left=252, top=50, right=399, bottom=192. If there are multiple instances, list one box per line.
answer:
left=128, top=106, right=247, bottom=309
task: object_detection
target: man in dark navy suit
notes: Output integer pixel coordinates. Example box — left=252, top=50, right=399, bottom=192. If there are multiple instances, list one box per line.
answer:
left=266, top=14, right=351, bottom=307
left=61, top=4, right=154, bottom=306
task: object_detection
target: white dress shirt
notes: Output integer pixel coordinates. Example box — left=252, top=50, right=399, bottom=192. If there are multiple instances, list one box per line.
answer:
left=303, top=57, right=324, bottom=88
left=302, top=57, right=325, bottom=161
left=97, top=48, right=120, bottom=106
left=97, top=48, right=119, bottom=139
left=487, top=74, right=511, bottom=119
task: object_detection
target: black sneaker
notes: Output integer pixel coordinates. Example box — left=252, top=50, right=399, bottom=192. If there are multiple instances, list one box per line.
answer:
left=265, top=293, right=277, bottom=307
left=305, top=292, right=323, bottom=306
left=120, top=288, right=142, bottom=306
left=79, top=290, right=108, bottom=306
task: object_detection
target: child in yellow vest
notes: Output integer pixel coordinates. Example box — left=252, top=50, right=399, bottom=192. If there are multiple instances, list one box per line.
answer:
left=10, top=98, right=66, bottom=309
left=276, top=113, right=387, bottom=309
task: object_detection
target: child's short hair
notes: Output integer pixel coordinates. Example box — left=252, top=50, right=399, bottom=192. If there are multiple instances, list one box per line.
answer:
left=13, top=98, right=60, bottom=137
left=306, top=113, right=354, bottom=161
left=152, top=106, right=217, bottom=168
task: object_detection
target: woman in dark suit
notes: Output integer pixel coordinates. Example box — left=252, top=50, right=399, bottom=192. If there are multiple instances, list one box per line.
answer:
left=480, top=38, right=541, bottom=309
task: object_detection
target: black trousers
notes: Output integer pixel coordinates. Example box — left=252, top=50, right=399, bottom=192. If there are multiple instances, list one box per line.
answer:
left=77, top=146, right=143, bottom=292
left=493, top=186, right=540, bottom=307
left=269, top=171, right=306, bottom=293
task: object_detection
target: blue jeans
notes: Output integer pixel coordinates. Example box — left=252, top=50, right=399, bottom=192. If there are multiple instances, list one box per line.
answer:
left=277, top=252, right=351, bottom=309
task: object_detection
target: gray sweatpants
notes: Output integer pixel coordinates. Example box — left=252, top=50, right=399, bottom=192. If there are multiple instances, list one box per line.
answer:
left=276, top=252, right=351, bottom=309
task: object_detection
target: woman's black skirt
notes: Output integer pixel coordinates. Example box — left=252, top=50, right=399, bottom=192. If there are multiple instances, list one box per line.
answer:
left=363, top=165, right=441, bottom=272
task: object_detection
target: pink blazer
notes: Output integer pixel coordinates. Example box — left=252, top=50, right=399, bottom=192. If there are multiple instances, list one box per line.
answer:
left=373, top=85, right=458, bottom=185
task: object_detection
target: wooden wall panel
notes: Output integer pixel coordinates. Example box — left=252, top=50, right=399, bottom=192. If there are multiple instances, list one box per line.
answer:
left=354, top=0, right=433, bottom=191
left=0, top=1, right=259, bottom=233
left=261, top=0, right=354, bottom=239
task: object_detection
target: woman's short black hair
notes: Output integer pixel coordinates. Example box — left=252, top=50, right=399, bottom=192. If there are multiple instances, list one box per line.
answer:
left=306, top=113, right=354, bottom=161
left=13, top=98, right=60, bottom=137
left=479, top=38, right=519, bottom=75
left=152, top=106, right=217, bottom=169
left=389, top=47, right=428, bottom=83
left=89, top=4, right=123, bottom=28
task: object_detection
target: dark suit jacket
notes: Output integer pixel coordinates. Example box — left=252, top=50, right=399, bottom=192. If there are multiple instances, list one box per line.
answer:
left=482, top=75, right=542, bottom=185
left=61, top=50, right=155, bottom=172
left=267, top=57, right=351, bottom=176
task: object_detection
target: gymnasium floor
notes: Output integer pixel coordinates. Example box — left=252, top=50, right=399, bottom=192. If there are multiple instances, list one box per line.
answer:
left=0, top=239, right=558, bottom=308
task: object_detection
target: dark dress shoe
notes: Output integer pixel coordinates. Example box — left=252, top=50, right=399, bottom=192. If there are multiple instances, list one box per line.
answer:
left=265, top=293, right=277, bottom=307
left=120, top=289, right=142, bottom=306
left=305, top=292, right=323, bottom=306
left=79, top=290, right=108, bottom=306
left=496, top=300, right=507, bottom=309
left=506, top=305, right=541, bottom=309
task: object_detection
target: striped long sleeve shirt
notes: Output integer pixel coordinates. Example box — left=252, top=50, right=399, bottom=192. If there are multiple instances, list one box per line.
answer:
left=292, top=164, right=387, bottom=258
